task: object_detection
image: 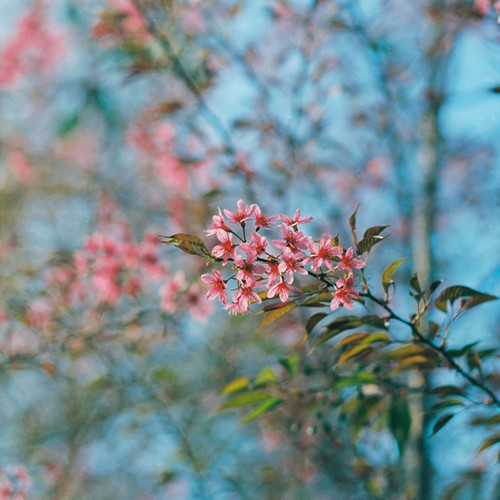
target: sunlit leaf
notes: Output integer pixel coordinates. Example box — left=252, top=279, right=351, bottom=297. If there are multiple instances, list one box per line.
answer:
left=217, top=391, right=271, bottom=411
left=332, top=372, right=377, bottom=389
left=337, top=344, right=373, bottom=364
left=314, top=315, right=363, bottom=347
left=240, top=398, right=283, bottom=425
left=221, top=377, right=250, bottom=395
left=388, top=355, right=433, bottom=376
left=259, top=302, right=297, bottom=328
left=279, top=354, right=299, bottom=376
left=254, top=367, right=279, bottom=387
left=336, top=332, right=369, bottom=349
left=382, top=257, right=407, bottom=293
left=470, top=414, right=500, bottom=426
left=360, top=332, right=390, bottom=345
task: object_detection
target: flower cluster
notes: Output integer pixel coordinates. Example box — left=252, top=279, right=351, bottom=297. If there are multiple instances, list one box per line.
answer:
left=0, top=0, right=64, bottom=88
left=0, top=465, right=30, bottom=500
left=201, top=201, right=365, bottom=314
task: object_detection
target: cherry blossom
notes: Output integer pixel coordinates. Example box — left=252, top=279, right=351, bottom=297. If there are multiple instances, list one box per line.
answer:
left=330, top=277, right=359, bottom=311
left=304, top=234, right=342, bottom=271
left=211, top=229, right=237, bottom=264
left=336, top=247, right=365, bottom=277
left=201, top=269, right=228, bottom=304
left=267, top=279, right=297, bottom=302
left=223, top=200, right=255, bottom=225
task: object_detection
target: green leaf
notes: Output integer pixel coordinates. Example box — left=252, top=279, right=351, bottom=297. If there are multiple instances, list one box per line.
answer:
left=388, top=355, right=433, bottom=376
left=336, top=332, right=369, bottom=348
left=363, top=225, right=389, bottom=239
left=259, top=302, right=297, bottom=329
left=337, top=344, right=373, bottom=364
left=332, top=372, right=377, bottom=389
left=58, top=113, right=81, bottom=136
left=349, top=205, right=360, bottom=244
left=360, top=332, right=390, bottom=345
left=302, top=292, right=333, bottom=306
left=221, top=377, right=250, bottom=395
left=279, top=354, right=299, bottom=376
left=470, top=414, right=500, bottom=426
left=428, top=280, right=443, bottom=295
left=434, top=285, right=497, bottom=312
left=240, top=398, right=283, bottom=425
left=477, top=433, right=500, bottom=454
left=382, top=257, right=407, bottom=293
left=254, top=367, right=279, bottom=387
left=160, top=233, right=210, bottom=257
left=431, top=413, right=455, bottom=436
left=305, top=312, right=328, bottom=334
left=389, top=400, right=411, bottom=454
left=446, top=342, right=478, bottom=358
left=356, top=235, right=386, bottom=255
left=314, top=315, right=363, bottom=347
left=430, top=398, right=465, bottom=412
left=217, top=391, right=271, bottom=411
left=430, top=385, right=465, bottom=397
left=410, top=273, right=422, bottom=294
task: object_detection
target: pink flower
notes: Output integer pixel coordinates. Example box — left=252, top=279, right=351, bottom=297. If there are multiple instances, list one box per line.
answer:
left=223, top=300, right=248, bottom=315
left=304, top=234, right=342, bottom=271
left=273, top=225, right=311, bottom=253
left=160, top=272, right=186, bottom=313
left=279, top=209, right=313, bottom=229
left=475, top=0, right=491, bottom=15
left=252, top=204, right=278, bottom=229
left=205, top=208, right=230, bottom=236
left=330, top=277, right=359, bottom=311
left=26, top=298, right=53, bottom=331
left=211, top=229, right=237, bottom=264
left=223, top=200, right=255, bottom=225
left=265, top=260, right=281, bottom=288
left=234, top=253, right=266, bottom=286
left=336, top=247, right=365, bottom=276
left=201, top=269, right=228, bottom=304
left=495, top=1, right=500, bottom=21
left=234, top=285, right=262, bottom=310
left=240, top=231, right=267, bottom=258
left=184, top=284, right=213, bottom=322
left=278, top=247, right=308, bottom=284
left=267, top=279, right=297, bottom=302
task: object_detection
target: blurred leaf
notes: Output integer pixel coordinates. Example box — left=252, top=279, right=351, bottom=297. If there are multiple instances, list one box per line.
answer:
left=410, top=273, right=422, bottom=295
left=360, top=332, right=390, bottom=345
left=254, top=367, right=279, bottom=387
left=389, top=400, right=411, bottom=453
left=217, top=391, right=271, bottom=411
left=356, top=235, right=386, bottom=255
left=305, top=312, right=328, bottom=334
left=477, top=433, right=500, bottom=454
left=470, top=414, right=500, bottom=426
left=315, top=315, right=363, bottom=347
left=431, top=413, right=455, bottom=436
left=333, top=372, right=377, bottom=389
left=337, top=344, right=373, bottom=365
left=336, top=332, right=369, bottom=349
left=58, top=113, right=81, bottom=136
left=240, top=398, right=283, bottom=425
left=434, top=285, right=497, bottom=312
left=388, top=355, right=433, bottom=376
left=279, top=354, right=300, bottom=376
left=430, top=399, right=465, bottom=412
left=156, top=100, right=184, bottom=114
left=430, top=385, right=465, bottom=397
left=260, top=302, right=297, bottom=328
left=382, top=257, right=406, bottom=293
left=221, top=377, right=250, bottom=395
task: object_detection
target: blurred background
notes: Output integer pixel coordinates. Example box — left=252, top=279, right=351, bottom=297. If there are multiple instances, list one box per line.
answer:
left=0, top=0, right=500, bottom=498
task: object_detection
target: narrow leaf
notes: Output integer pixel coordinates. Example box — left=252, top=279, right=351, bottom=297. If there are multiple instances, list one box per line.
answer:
left=337, top=344, right=373, bottom=364
left=336, top=332, right=369, bottom=349
left=160, top=233, right=209, bottom=257
left=260, top=302, right=297, bottom=328
left=431, top=413, right=455, bottom=436
left=430, top=398, right=465, bottom=412
left=279, top=354, right=299, bottom=376
left=360, top=332, right=390, bottom=345
left=349, top=205, right=360, bottom=244
left=477, top=433, right=500, bottom=454
left=240, top=398, right=283, bottom=425
left=430, top=385, right=465, bottom=397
